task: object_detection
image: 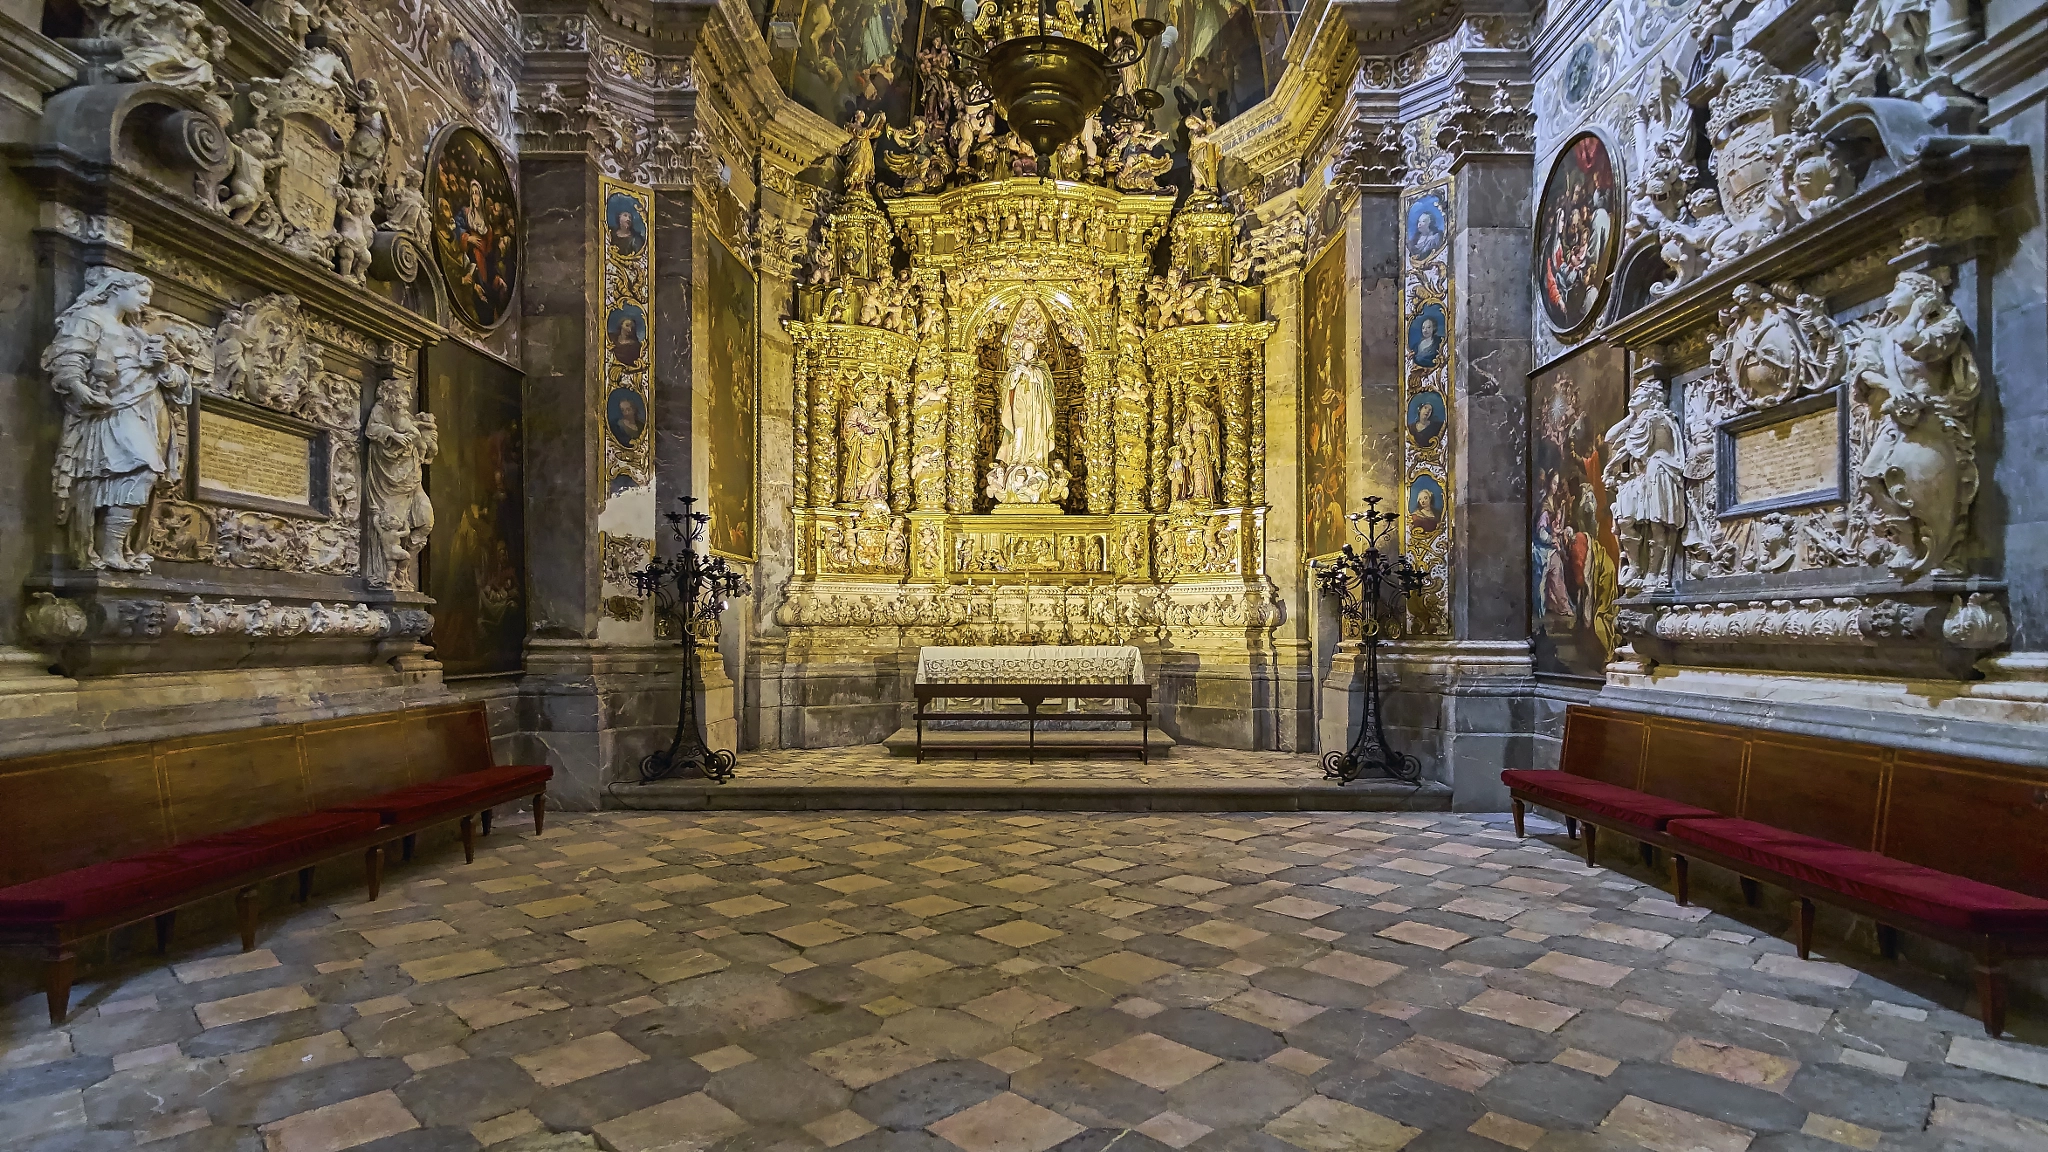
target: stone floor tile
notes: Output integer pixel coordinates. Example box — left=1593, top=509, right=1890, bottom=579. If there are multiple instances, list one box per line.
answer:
left=1263, top=1095, right=1421, bottom=1152
left=258, top=1090, right=420, bottom=1152
left=399, top=950, right=506, bottom=984
left=772, top=920, right=858, bottom=948
left=806, top=1034, right=933, bottom=1089
left=1375, top=1036, right=1510, bottom=1091
left=1302, top=951, right=1403, bottom=988
left=1946, top=1035, right=2048, bottom=1087
left=1927, top=1096, right=2048, bottom=1151
left=1625, top=898, right=1711, bottom=923
left=1668, top=1037, right=1800, bottom=1092
left=195, top=984, right=317, bottom=1029
left=1116, top=997, right=1165, bottom=1018
left=977, top=920, right=1064, bottom=948
left=856, top=950, right=958, bottom=983
left=1460, top=988, right=1578, bottom=1033
left=1440, top=898, right=1523, bottom=923
left=1079, top=950, right=1182, bottom=984
left=1834, top=1048, right=1907, bottom=1077
left=928, top=1091, right=1086, bottom=1152
left=1377, top=922, right=1471, bottom=951
left=960, top=987, right=1073, bottom=1029
left=1800, top=1113, right=1881, bottom=1149
left=1135, top=1110, right=1212, bottom=1149
left=804, top=1108, right=877, bottom=1147
left=1266, top=1048, right=1330, bottom=1076
left=1526, top=951, right=1632, bottom=988
left=892, top=895, right=971, bottom=918
left=692, top=1044, right=755, bottom=1072
left=1710, top=990, right=1832, bottom=1033
left=1583, top=923, right=1674, bottom=952
left=707, top=894, right=787, bottom=917
left=1180, top=920, right=1269, bottom=950
left=1089, top=1032, right=1223, bottom=1090
left=134, top=1106, right=212, bottom=1144
left=174, top=949, right=283, bottom=983
left=1160, top=875, right=1230, bottom=894
left=981, top=1046, right=1040, bottom=1073
left=1468, top=1111, right=1545, bottom=1150
left=403, top=1046, right=467, bottom=1072
left=1215, top=988, right=1325, bottom=1031
left=593, top=1092, right=746, bottom=1152
left=1552, top=1048, right=1620, bottom=1077
left=0, top=1089, right=86, bottom=1142
left=513, top=1032, right=646, bottom=1088
left=1598, top=1094, right=1753, bottom=1152
left=1257, top=896, right=1339, bottom=920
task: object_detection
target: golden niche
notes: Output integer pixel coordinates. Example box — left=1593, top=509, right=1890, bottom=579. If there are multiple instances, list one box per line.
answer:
left=781, top=177, right=1277, bottom=648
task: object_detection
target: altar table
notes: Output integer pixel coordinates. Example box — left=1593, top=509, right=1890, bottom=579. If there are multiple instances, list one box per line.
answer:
left=915, top=645, right=1146, bottom=685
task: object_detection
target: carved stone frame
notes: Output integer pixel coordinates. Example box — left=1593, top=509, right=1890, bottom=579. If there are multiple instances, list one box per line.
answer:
left=1713, top=387, right=1848, bottom=520
left=189, top=394, right=333, bottom=522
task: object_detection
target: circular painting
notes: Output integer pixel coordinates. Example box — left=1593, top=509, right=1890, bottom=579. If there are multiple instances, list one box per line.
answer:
left=429, top=125, right=520, bottom=331
left=1536, top=131, right=1620, bottom=337
left=449, top=39, right=487, bottom=105
left=1563, top=41, right=1599, bottom=107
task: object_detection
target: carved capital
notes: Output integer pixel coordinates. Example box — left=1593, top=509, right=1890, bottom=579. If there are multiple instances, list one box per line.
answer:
left=1434, top=81, right=1534, bottom=167
left=515, top=82, right=591, bottom=153
left=1333, top=116, right=1407, bottom=193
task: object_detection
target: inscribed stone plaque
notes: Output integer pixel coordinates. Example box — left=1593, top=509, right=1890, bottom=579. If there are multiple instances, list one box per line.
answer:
left=199, top=409, right=314, bottom=506
left=1731, top=405, right=1838, bottom=506
left=275, top=119, right=342, bottom=236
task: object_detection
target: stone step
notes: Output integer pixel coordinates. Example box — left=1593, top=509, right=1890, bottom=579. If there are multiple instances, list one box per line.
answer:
left=880, top=725, right=1178, bottom=758
left=609, top=774, right=1453, bottom=813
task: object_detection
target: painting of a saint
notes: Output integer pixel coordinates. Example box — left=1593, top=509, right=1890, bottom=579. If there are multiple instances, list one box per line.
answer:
left=606, top=387, right=647, bottom=446
left=702, top=232, right=758, bottom=559
left=1406, top=194, right=1447, bottom=260
left=1138, top=0, right=1274, bottom=135
left=1407, top=391, right=1445, bottom=448
left=1408, top=304, right=1446, bottom=370
left=429, top=126, right=520, bottom=331
left=1530, top=342, right=1627, bottom=678
left=607, top=305, right=645, bottom=367
left=425, top=341, right=526, bottom=676
left=773, top=0, right=919, bottom=124
left=1537, top=132, right=1620, bottom=336
left=1302, top=239, right=1347, bottom=558
left=605, top=191, right=647, bottom=256
left=1407, top=476, right=1444, bottom=535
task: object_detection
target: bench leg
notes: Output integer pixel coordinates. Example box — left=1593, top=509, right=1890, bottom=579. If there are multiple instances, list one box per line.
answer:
left=1876, top=924, right=1899, bottom=961
left=154, top=911, right=176, bottom=954
left=532, top=792, right=547, bottom=835
left=364, top=844, right=385, bottom=901
left=480, top=808, right=494, bottom=836
left=1511, top=798, right=1525, bottom=838
left=1975, top=957, right=2009, bottom=1038
left=1795, top=897, right=1815, bottom=960
left=297, top=867, right=315, bottom=903
left=235, top=887, right=259, bottom=952
left=1564, top=817, right=1579, bottom=841
left=44, top=949, right=75, bottom=1027
left=401, top=834, right=416, bottom=863
left=1673, top=855, right=1690, bottom=906
left=1739, top=877, right=1761, bottom=906
left=460, top=815, right=476, bottom=865
left=1582, top=823, right=1598, bottom=867
left=1638, top=842, right=1658, bottom=870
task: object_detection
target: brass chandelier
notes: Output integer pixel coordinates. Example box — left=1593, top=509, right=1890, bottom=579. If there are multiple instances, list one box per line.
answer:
left=931, top=0, right=1167, bottom=161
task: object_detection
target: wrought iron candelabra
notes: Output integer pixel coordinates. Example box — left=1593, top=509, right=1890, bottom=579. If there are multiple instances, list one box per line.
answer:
left=632, top=496, right=751, bottom=784
left=1314, top=496, right=1427, bottom=785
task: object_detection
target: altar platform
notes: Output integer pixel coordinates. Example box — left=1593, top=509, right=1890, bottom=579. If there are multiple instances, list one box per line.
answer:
left=610, top=744, right=1452, bottom=813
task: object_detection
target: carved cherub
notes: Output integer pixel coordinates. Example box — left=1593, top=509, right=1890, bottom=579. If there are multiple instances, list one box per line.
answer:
left=380, top=165, right=429, bottom=241
left=1652, top=188, right=1730, bottom=295
left=218, top=126, right=284, bottom=225
left=332, top=181, right=376, bottom=285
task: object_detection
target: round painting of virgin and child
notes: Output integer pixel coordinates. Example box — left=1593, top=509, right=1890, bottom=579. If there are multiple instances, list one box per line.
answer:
left=429, top=125, right=521, bottom=331
left=1535, top=131, right=1620, bottom=337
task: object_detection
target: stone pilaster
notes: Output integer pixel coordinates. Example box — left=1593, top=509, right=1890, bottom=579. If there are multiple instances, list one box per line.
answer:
left=1256, top=203, right=1314, bottom=751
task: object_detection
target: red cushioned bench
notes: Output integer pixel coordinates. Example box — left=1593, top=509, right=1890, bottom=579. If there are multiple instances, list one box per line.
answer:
left=0, top=703, right=551, bottom=1025
left=1504, top=705, right=2048, bottom=1037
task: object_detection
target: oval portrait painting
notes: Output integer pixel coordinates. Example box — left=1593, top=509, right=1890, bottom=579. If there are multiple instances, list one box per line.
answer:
left=429, top=125, right=520, bottom=332
left=1536, top=131, right=1620, bottom=336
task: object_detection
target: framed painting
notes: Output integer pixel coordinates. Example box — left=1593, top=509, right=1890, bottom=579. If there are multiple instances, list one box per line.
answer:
left=701, top=228, right=758, bottom=561
left=1530, top=342, right=1627, bottom=679
left=428, top=125, right=521, bottom=332
left=424, top=341, right=526, bottom=676
left=1535, top=131, right=1620, bottom=338
left=1301, top=236, right=1348, bottom=560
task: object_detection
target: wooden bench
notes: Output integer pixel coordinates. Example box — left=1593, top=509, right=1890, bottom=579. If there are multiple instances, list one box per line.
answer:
left=1504, top=705, right=2048, bottom=1036
left=914, top=683, right=1153, bottom=764
left=0, top=701, right=550, bottom=1025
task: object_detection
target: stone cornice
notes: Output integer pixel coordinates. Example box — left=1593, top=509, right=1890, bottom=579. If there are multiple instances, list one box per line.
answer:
left=1330, top=0, right=1531, bottom=58
left=0, top=12, right=81, bottom=127
left=1950, top=3, right=2048, bottom=126
left=1216, top=4, right=1359, bottom=192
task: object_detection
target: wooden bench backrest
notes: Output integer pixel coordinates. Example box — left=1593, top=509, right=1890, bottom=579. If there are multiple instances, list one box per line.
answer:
left=1561, top=705, right=2048, bottom=898
left=0, top=702, right=500, bottom=888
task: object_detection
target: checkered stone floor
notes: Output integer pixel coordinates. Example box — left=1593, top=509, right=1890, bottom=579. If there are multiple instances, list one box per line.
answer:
left=4, top=810, right=2046, bottom=1152
left=732, top=745, right=1327, bottom=783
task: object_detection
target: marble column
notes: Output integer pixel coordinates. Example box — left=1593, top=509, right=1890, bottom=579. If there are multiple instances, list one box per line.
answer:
left=1259, top=201, right=1313, bottom=751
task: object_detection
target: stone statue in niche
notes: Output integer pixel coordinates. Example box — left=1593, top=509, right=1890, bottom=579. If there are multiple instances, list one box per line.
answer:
left=986, top=339, right=1057, bottom=506
left=363, top=373, right=438, bottom=589
left=42, top=269, right=197, bottom=571
left=1850, top=269, right=1979, bottom=580
left=1175, top=395, right=1220, bottom=506
left=1604, top=374, right=1687, bottom=592
left=1715, top=282, right=1845, bottom=409
left=840, top=395, right=893, bottom=507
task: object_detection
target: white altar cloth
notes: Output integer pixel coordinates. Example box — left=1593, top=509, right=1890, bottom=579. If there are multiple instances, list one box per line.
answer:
left=915, top=645, right=1146, bottom=685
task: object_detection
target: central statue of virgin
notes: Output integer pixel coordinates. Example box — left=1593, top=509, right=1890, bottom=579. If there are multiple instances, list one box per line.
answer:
left=986, top=339, right=1059, bottom=507
left=998, top=340, right=1053, bottom=471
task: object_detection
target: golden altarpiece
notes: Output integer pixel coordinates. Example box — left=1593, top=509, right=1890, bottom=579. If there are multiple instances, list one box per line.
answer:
left=776, top=178, right=1280, bottom=670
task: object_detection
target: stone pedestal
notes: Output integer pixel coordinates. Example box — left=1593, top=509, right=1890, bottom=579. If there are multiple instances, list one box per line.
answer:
left=518, top=640, right=685, bottom=810
left=696, top=640, right=738, bottom=755
left=1331, top=640, right=1535, bottom=809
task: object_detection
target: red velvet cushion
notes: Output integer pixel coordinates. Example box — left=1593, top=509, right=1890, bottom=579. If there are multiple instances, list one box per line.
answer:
left=1501, top=770, right=1720, bottom=831
left=1667, top=818, right=2048, bottom=935
left=327, top=765, right=552, bottom=825
left=0, top=811, right=383, bottom=925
